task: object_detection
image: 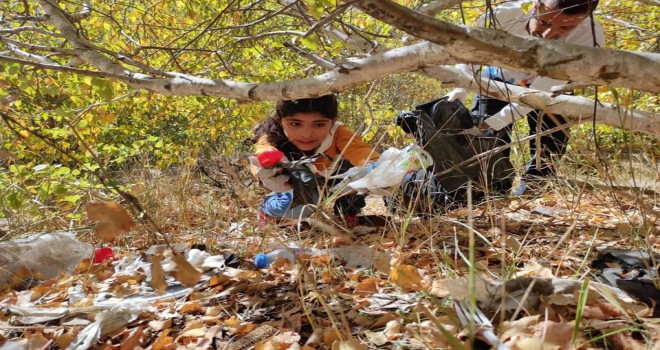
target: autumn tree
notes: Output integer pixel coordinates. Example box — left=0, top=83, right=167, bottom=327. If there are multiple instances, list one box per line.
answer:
left=1, top=0, right=658, bottom=134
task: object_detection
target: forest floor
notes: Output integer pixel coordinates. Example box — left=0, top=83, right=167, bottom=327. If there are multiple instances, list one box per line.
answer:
left=0, top=162, right=659, bottom=349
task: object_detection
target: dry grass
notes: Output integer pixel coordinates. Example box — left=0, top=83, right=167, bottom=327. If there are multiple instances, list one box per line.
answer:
left=1, top=149, right=658, bottom=348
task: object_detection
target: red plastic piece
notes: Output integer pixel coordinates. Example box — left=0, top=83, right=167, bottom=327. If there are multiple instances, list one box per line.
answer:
left=93, top=247, right=115, bottom=263
left=256, top=148, right=285, bottom=168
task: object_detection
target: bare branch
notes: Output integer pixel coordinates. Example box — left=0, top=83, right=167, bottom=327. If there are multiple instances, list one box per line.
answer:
left=0, top=36, right=75, bottom=55
left=37, top=0, right=128, bottom=76
left=234, top=30, right=306, bottom=42
left=3, top=42, right=55, bottom=65
left=0, top=41, right=452, bottom=101
left=0, top=26, right=64, bottom=37
left=347, top=0, right=660, bottom=93
left=422, top=65, right=660, bottom=135
left=418, top=0, right=466, bottom=15
left=283, top=42, right=336, bottom=69
left=302, top=3, right=352, bottom=37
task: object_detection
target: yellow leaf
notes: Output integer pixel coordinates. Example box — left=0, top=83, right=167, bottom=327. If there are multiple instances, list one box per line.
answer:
left=172, top=254, right=201, bottom=287
left=99, top=112, right=117, bottom=124
left=390, top=264, right=422, bottom=291
left=150, top=255, right=167, bottom=295
left=85, top=201, right=135, bottom=242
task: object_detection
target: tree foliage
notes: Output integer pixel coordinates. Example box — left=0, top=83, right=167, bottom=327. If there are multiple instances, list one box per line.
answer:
left=0, top=0, right=658, bottom=226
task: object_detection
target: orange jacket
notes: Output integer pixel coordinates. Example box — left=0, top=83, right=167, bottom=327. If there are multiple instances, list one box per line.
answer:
left=254, top=123, right=379, bottom=177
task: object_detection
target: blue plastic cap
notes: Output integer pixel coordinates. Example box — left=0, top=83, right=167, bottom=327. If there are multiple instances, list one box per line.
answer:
left=254, top=253, right=269, bottom=268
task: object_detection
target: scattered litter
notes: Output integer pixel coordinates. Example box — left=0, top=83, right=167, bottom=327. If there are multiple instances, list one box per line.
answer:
left=445, top=275, right=646, bottom=316
left=591, top=247, right=659, bottom=317
left=0, top=232, right=93, bottom=286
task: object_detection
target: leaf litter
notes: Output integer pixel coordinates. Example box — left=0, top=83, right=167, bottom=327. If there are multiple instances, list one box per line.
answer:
left=0, top=186, right=658, bottom=349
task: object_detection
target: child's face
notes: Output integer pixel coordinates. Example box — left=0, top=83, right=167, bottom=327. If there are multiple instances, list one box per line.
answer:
left=281, top=112, right=335, bottom=151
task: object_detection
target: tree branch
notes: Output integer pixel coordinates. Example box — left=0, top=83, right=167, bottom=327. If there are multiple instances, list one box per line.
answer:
left=346, top=0, right=660, bottom=93
left=422, top=66, right=659, bottom=134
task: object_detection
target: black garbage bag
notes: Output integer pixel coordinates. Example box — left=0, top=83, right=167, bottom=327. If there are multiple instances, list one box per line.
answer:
left=282, top=155, right=326, bottom=207
left=396, top=96, right=514, bottom=202
left=591, top=248, right=660, bottom=317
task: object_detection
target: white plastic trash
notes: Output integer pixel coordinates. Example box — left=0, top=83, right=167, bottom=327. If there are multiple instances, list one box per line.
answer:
left=348, top=144, right=433, bottom=195
left=254, top=247, right=331, bottom=268
left=0, top=232, right=94, bottom=285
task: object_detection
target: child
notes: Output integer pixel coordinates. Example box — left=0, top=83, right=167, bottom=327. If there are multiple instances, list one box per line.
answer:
left=248, top=94, right=379, bottom=227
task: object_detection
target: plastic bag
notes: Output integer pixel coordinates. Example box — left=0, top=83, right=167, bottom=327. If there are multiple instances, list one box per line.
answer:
left=0, top=232, right=93, bottom=285
left=347, top=144, right=433, bottom=195
left=398, top=96, right=514, bottom=195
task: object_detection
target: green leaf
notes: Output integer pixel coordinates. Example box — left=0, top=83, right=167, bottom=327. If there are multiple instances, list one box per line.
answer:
left=54, top=108, right=75, bottom=118
left=53, top=166, right=71, bottom=176
left=92, top=77, right=114, bottom=101
left=61, top=194, right=82, bottom=204
left=304, top=0, right=324, bottom=20
left=7, top=192, right=23, bottom=210
left=301, top=36, right=319, bottom=51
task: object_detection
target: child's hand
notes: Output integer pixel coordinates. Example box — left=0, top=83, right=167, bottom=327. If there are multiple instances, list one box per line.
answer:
left=446, top=88, right=467, bottom=103
left=249, top=153, right=292, bottom=192
left=257, top=168, right=292, bottom=192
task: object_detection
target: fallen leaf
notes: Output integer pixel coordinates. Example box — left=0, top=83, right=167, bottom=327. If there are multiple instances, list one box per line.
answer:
left=305, top=328, right=324, bottom=347
left=271, top=331, right=301, bottom=345
left=323, top=328, right=343, bottom=347
left=150, top=255, right=167, bottom=295
left=332, top=338, right=367, bottom=350
left=148, top=319, right=172, bottom=332
left=56, top=331, right=75, bottom=349
left=27, top=332, right=49, bottom=349
left=151, top=329, right=174, bottom=350
left=120, top=326, right=145, bottom=350
left=85, top=201, right=135, bottom=242
left=428, top=279, right=450, bottom=297
left=390, top=265, right=422, bottom=291
left=364, top=330, right=389, bottom=346
left=383, top=319, right=402, bottom=339
left=514, top=337, right=547, bottom=350
left=500, top=315, right=540, bottom=345
left=171, top=254, right=202, bottom=287
left=175, top=327, right=206, bottom=344
left=355, top=278, right=379, bottom=295
left=178, top=302, right=203, bottom=315
left=254, top=340, right=279, bottom=350
left=404, top=320, right=453, bottom=349
left=534, top=320, right=576, bottom=348
left=371, top=313, right=399, bottom=329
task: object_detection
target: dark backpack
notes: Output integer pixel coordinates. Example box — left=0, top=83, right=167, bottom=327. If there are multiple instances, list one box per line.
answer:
left=396, top=97, right=514, bottom=202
